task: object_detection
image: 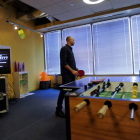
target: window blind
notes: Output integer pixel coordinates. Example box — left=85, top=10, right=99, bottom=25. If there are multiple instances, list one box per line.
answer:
left=92, top=17, right=133, bottom=75
left=62, top=24, right=93, bottom=74
left=45, top=30, right=61, bottom=74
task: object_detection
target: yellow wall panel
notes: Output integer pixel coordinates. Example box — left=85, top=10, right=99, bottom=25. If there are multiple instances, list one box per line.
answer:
left=0, top=5, right=44, bottom=94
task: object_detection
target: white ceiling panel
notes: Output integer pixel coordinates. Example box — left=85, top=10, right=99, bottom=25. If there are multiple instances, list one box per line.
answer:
left=110, top=0, right=138, bottom=9
left=88, top=1, right=113, bottom=13
left=57, top=0, right=88, bottom=11
left=70, top=7, right=94, bottom=18
left=136, top=0, right=140, bottom=4
left=37, top=7, right=140, bottom=32
left=40, top=4, right=67, bottom=16
left=20, top=0, right=54, bottom=9
left=54, top=12, right=76, bottom=21
left=20, top=0, right=140, bottom=22
left=53, top=0, right=65, bottom=2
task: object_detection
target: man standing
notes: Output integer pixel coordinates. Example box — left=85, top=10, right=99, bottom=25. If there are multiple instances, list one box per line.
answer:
left=55, top=36, right=79, bottom=118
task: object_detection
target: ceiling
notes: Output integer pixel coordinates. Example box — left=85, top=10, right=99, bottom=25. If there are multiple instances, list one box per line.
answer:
left=19, top=0, right=140, bottom=21
left=36, top=7, right=140, bottom=32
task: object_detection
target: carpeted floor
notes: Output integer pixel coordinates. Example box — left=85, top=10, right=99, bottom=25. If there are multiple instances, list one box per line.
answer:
left=0, top=88, right=66, bottom=140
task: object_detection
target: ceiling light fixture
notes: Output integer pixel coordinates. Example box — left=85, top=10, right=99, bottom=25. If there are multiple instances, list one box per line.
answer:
left=83, top=0, right=105, bottom=4
left=6, top=20, right=44, bottom=35
left=40, top=34, right=43, bottom=37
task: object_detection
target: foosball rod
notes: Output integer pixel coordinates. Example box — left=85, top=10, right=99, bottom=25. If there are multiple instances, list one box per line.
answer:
left=91, top=85, right=100, bottom=97
left=92, top=79, right=111, bottom=97
left=97, top=79, right=111, bottom=96
left=111, top=83, right=124, bottom=98
left=74, top=99, right=90, bottom=112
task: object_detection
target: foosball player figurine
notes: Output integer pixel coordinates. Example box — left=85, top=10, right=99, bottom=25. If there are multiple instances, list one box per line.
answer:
left=96, top=79, right=111, bottom=97
left=90, top=85, right=100, bottom=96
left=132, top=83, right=138, bottom=99
left=111, top=82, right=124, bottom=98
left=91, top=79, right=111, bottom=97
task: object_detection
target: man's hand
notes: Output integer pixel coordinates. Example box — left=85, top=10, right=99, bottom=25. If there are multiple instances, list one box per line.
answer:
left=64, top=65, right=79, bottom=76
left=72, top=70, right=79, bottom=76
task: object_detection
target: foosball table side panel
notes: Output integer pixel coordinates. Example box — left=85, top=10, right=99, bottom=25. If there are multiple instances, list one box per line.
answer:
left=69, top=97, right=140, bottom=140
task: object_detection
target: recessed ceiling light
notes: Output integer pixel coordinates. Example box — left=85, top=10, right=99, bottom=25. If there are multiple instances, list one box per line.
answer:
left=83, top=0, right=105, bottom=4
left=71, top=3, right=74, bottom=6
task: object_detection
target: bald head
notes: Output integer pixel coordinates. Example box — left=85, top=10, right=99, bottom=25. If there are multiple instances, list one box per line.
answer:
left=66, top=36, right=75, bottom=46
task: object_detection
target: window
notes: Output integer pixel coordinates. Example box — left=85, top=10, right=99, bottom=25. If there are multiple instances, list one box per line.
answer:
left=45, top=30, right=61, bottom=74
left=62, top=24, right=93, bottom=74
left=131, top=15, right=140, bottom=74
left=93, top=17, right=133, bottom=75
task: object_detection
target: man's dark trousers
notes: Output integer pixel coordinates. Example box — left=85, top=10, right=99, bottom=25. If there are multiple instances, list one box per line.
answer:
left=56, top=74, right=75, bottom=111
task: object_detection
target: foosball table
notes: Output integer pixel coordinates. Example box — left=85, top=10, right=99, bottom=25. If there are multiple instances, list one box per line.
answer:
left=60, top=76, right=140, bottom=140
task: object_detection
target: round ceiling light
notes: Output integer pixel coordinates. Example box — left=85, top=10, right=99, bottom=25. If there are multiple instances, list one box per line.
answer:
left=83, top=0, right=105, bottom=4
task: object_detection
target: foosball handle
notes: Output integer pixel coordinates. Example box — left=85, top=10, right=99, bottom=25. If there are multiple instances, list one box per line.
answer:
left=97, top=105, right=108, bottom=119
left=129, top=103, right=138, bottom=121
left=74, top=99, right=90, bottom=112
left=97, top=101, right=112, bottom=119
left=130, top=108, right=134, bottom=121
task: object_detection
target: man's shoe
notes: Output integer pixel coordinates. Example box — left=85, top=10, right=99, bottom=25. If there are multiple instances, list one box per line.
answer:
left=55, top=110, right=65, bottom=118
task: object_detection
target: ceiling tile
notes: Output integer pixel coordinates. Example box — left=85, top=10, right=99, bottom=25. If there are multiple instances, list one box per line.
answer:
left=70, top=7, right=94, bottom=18
left=57, top=0, right=88, bottom=11
left=54, top=12, right=76, bottom=21
left=53, top=0, right=65, bottom=2
left=110, top=0, right=137, bottom=9
left=136, top=0, right=140, bottom=4
left=20, top=0, right=54, bottom=9
left=88, top=1, right=113, bottom=13
left=40, top=4, right=67, bottom=16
